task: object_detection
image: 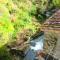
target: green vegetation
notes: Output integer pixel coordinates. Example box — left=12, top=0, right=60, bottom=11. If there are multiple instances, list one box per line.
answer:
left=53, top=0, right=60, bottom=7
left=0, top=5, right=14, bottom=47
left=0, top=0, right=60, bottom=60
left=0, top=0, right=39, bottom=47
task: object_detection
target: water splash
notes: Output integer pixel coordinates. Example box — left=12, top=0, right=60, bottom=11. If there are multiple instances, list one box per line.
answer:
left=30, top=35, right=44, bottom=51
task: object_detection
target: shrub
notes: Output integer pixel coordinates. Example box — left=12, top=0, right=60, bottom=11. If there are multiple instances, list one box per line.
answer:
left=0, top=5, right=14, bottom=47
left=52, top=0, right=60, bottom=7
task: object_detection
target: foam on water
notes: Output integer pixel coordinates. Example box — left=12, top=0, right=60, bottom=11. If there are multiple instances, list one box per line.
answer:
left=30, top=41, right=43, bottom=51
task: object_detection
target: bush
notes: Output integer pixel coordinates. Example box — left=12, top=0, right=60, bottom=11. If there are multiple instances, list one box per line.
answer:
left=0, top=5, right=14, bottom=47
left=0, top=0, right=41, bottom=50
left=52, top=0, right=60, bottom=7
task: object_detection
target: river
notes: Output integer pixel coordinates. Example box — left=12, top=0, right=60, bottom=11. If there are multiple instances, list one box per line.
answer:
left=24, top=35, right=44, bottom=60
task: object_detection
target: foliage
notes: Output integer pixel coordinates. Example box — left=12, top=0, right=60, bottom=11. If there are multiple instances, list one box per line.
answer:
left=0, top=5, right=14, bottom=47
left=0, top=0, right=8, bottom=5
left=7, top=0, right=40, bottom=39
left=33, top=0, right=49, bottom=13
left=0, top=46, right=12, bottom=60
left=0, top=0, right=41, bottom=51
left=0, top=0, right=60, bottom=60
left=52, top=0, right=60, bottom=7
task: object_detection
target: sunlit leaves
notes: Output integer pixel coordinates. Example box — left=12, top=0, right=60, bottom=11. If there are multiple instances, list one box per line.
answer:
left=0, top=5, right=9, bottom=19
left=34, top=0, right=48, bottom=13
left=0, top=0, right=8, bottom=4
left=0, top=0, right=41, bottom=47
left=52, top=0, right=60, bottom=7
left=0, top=5, right=14, bottom=47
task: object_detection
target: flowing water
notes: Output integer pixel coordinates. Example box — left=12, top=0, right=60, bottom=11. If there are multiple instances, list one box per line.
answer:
left=24, top=35, right=44, bottom=60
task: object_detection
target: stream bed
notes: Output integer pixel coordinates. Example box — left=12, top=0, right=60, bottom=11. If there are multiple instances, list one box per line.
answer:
left=24, top=35, right=44, bottom=60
